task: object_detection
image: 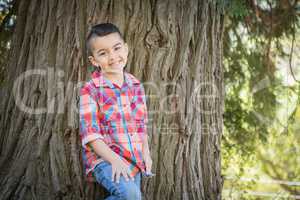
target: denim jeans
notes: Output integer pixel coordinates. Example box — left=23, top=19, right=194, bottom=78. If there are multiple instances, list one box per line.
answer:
left=94, top=161, right=142, bottom=200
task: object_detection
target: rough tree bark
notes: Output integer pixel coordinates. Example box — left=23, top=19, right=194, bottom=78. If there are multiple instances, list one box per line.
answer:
left=0, top=0, right=224, bottom=199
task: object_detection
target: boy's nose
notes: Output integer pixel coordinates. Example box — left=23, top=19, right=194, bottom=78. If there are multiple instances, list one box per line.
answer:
left=108, top=52, right=118, bottom=62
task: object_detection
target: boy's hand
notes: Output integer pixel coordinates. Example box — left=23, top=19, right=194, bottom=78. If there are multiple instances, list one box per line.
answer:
left=111, top=157, right=133, bottom=183
left=143, top=153, right=153, bottom=173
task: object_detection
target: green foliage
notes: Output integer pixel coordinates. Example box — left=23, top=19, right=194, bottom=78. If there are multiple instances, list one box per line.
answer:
left=0, top=0, right=16, bottom=85
left=226, top=0, right=249, bottom=19
left=216, top=0, right=249, bottom=18
left=222, top=0, right=300, bottom=198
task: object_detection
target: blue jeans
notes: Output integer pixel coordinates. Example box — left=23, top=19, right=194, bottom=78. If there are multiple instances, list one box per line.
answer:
left=94, top=161, right=142, bottom=200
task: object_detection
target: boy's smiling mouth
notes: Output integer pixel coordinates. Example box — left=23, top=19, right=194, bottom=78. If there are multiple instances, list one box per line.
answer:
left=109, top=60, right=123, bottom=67
left=110, top=61, right=120, bottom=65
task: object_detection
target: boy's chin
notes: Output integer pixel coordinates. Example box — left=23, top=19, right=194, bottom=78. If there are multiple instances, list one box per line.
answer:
left=103, top=68, right=124, bottom=75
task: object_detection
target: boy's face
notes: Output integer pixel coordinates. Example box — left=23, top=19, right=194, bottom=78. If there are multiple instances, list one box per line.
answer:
left=88, top=32, right=128, bottom=76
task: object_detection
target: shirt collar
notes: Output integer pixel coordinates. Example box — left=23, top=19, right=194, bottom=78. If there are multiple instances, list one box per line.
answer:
left=91, top=69, right=137, bottom=89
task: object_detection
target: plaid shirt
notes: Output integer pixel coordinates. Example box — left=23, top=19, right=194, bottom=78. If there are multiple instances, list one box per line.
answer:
left=79, top=69, right=148, bottom=181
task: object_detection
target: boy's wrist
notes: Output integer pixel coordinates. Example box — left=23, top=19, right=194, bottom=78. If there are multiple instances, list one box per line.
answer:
left=109, top=153, right=123, bottom=165
left=142, top=148, right=151, bottom=157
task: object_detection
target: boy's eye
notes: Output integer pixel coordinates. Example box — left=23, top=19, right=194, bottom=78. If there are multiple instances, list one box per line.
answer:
left=98, top=52, right=106, bottom=56
left=114, top=46, right=121, bottom=51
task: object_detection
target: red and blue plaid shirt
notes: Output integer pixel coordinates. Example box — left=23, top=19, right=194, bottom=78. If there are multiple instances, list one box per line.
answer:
left=79, top=69, right=148, bottom=181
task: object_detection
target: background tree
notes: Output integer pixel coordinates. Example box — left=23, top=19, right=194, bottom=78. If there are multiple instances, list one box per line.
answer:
left=0, top=0, right=224, bottom=199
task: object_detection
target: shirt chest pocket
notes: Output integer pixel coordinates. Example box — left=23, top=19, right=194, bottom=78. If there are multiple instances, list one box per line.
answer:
left=129, top=96, right=147, bottom=136
left=130, top=96, right=146, bottom=121
left=101, top=98, right=132, bottom=133
left=100, top=102, right=121, bottom=140
left=101, top=103, right=117, bottom=121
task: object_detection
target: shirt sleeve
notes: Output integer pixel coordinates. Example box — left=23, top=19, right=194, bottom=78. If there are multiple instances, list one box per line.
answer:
left=79, top=87, right=104, bottom=148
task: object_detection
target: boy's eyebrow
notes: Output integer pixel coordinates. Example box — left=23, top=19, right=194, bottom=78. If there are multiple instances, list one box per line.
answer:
left=96, top=42, right=122, bottom=53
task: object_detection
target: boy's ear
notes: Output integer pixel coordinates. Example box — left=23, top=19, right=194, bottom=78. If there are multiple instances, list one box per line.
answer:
left=88, top=55, right=98, bottom=67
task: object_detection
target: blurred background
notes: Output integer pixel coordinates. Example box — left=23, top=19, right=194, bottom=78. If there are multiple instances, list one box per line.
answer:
left=222, top=0, right=300, bottom=199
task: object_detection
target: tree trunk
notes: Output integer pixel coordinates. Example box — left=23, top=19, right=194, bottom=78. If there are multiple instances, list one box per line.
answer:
left=0, top=0, right=224, bottom=199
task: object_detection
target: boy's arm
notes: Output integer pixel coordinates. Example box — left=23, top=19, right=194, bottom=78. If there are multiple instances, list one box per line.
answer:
left=139, top=83, right=153, bottom=173
left=89, top=139, right=134, bottom=183
left=90, top=139, right=120, bottom=164
left=142, top=135, right=150, bottom=157
left=142, top=134, right=152, bottom=173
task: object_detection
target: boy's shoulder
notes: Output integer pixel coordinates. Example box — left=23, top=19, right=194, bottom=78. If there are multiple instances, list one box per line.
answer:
left=80, top=79, right=96, bottom=97
left=80, top=71, right=100, bottom=95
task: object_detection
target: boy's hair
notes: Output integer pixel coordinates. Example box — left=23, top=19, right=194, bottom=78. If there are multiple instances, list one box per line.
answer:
left=86, top=23, right=124, bottom=55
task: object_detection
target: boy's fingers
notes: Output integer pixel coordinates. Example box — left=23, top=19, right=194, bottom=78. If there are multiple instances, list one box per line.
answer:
left=146, top=164, right=151, bottom=172
left=122, top=171, right=129, bottom=181
left=126, top=171, right=133, bottom=181
left=115, top=171, right=120, bottom=183
left=111, top=168, right=116, bottom=181
left=128, top=172, right=134, bottom=180
left=149, top=163, right=153, bottom=170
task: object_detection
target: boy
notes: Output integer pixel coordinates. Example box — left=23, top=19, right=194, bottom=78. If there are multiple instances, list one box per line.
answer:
left=79, top=23, right=153, bottom=200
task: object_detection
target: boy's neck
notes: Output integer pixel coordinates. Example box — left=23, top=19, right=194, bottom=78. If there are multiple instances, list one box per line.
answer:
left=103, top=72, right=124, bottom=88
